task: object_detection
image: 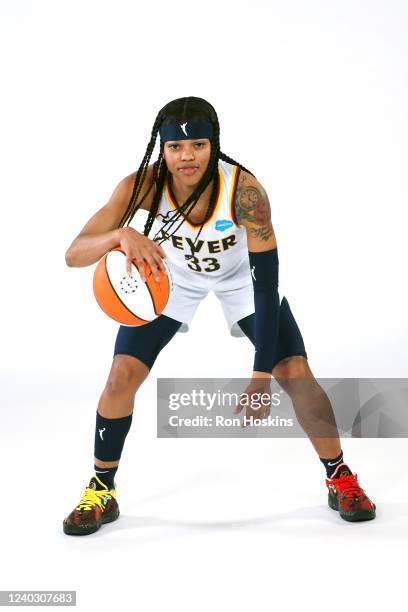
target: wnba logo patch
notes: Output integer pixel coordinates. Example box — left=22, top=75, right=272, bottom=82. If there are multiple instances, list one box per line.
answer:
left=215, top=219, right=233, bottom=232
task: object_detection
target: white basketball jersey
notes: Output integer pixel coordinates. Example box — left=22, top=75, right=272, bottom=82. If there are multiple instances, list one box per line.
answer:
left=152, top=159, right=249, bottom=287
left=127, top=159, right=287, bottom=335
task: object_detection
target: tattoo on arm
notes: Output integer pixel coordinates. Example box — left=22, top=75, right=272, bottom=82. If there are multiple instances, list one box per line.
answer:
left=234, top=173, right=275, bottom=241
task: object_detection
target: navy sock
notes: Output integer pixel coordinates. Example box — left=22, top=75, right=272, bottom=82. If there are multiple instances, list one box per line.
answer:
left=93, top=464, right=118, bottom=490
left=93, top=411, right=132, bottom=490
left=319, top=450, right=344, bottom=478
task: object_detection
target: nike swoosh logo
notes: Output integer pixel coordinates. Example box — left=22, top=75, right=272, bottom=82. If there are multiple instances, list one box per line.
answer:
left=327, top=458, right=343, bottom=466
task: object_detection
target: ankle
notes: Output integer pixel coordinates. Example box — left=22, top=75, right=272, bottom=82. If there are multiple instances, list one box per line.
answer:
left=94, top=465, right=118, bottom=489
left=320, top=450, right=345, bottom=478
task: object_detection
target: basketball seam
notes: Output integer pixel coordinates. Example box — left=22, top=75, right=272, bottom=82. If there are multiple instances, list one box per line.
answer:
left=105, top=250, right=150, bottom=324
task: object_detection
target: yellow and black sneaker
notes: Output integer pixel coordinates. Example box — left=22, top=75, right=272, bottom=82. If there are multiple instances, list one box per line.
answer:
left=63, top=475, right=119, bottom=536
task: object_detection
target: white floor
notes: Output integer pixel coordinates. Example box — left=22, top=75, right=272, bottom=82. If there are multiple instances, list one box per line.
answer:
left=2, top=379, right=407, bottom=611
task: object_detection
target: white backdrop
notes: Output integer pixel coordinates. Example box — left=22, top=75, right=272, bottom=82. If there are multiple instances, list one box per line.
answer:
left=1, top=1, right=407, bottom=611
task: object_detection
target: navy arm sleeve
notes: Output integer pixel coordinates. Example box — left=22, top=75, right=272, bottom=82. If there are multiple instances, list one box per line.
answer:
left=248, top=248, right=280, bottom=374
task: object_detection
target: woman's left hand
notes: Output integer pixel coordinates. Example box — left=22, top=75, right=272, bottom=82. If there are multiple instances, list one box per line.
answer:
left=233, top=373, right=272, bottom=426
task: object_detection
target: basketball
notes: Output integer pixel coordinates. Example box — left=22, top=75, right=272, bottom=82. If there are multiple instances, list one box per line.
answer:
left=93, top=246, right=172, bottom=326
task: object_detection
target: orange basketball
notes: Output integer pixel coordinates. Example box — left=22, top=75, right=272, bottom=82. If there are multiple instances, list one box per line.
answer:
left=93, top=246, right=172, bottom=326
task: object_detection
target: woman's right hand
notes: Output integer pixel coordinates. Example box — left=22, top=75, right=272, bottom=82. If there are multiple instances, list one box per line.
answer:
left=118, top=227, right=167, bottom=282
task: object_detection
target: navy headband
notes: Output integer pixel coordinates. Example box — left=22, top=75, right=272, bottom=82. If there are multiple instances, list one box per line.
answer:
left=159, top=121, right=213, bottom=142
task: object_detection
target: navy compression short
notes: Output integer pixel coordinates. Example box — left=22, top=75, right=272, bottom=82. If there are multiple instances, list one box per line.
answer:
left=113, top=296, right=307, bottom=371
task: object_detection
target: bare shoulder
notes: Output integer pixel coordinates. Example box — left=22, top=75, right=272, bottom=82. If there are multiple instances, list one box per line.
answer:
left=114, top=163, right=155, bottom=212
left=233, top=169, right=276, bottom=248
left=233, top=169, right=277, bottom=249
left=68, top=165, right=157, bottom=242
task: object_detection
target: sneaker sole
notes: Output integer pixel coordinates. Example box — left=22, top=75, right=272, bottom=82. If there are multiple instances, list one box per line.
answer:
left=63, top=506, right=120, bottom=536
left=328, top=494, right=376, bottom=522
left=338, top=511, right=376, bottom=522
left=339, top=504, right=376, bottom=522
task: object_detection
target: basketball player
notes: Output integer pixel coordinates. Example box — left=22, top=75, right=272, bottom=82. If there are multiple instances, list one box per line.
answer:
left=63, top=97, right=376, bottom=535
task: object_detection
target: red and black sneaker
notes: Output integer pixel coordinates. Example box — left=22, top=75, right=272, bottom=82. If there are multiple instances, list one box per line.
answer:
left=325, top=463, right=376, bottom=522
left=63, top=475, right=120, bottom=536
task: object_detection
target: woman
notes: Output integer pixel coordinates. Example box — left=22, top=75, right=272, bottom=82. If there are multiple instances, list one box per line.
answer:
left=63, top=96, right=375, bottom=535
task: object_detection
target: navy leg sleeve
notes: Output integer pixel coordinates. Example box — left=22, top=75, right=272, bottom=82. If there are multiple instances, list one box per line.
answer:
left=238, top=296, right=308, bottom=370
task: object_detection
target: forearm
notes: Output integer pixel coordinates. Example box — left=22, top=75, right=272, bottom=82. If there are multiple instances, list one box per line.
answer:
left=249, top=248, right=280, bottom=376
left=65, top=228, right=122, bottom=267
left=253, top=287, right=280, bottom=376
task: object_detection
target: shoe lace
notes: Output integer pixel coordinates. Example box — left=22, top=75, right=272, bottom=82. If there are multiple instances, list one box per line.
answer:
left=334, top=472, right=364, bottom=499
left=76, top=488, right=110, bottom=512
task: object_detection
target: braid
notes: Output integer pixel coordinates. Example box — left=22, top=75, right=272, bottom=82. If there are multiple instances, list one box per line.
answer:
left=218, top=151, right=255, bottom=177
left=120, top=97, right=255, bottom=256
left=175, top=125, right=219, bottom=233
left=153, top=127, right=220, bottom=253
left=151, top=122, right=220, bottom=245
left=143, top=153, right=167, bottom=236
left=191, top=119, right=221, bottom=248
left=118, top=112, right=164, bottom=228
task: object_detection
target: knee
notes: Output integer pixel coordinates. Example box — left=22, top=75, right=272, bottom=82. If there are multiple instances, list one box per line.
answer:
left=273, top=356, right=320, bottom=400
left=272, top=355, right=311, bottom=379
left=105, top=355, right=149, bottom=395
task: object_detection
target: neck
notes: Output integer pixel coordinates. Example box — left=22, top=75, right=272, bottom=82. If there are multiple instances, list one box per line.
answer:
left=169, top=172, right=213, bottom=207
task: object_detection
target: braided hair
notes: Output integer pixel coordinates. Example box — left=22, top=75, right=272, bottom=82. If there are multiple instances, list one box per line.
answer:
left=118, top=96, right=255, bottom=249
